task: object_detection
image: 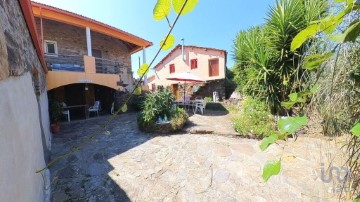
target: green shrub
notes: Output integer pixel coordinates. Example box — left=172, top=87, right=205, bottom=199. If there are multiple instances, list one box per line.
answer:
left=129, top=94, right=146, bottom=111
left=204, top=97, right=212, bottom=102
left=137, top=89, right=188, bottom=133
left=233, top=97, right=276, bottom=138
left=169, top=107, right=188, bottom=131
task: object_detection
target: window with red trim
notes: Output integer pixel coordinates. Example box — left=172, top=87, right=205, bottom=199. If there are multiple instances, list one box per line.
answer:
left=169, top=64, right=175, bottom=74
left=190, top=59, right=198, bottom=69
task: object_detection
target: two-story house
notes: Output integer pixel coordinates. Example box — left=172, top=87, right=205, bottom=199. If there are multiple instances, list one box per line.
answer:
left=31, top=2, right=152, bottom=116
left=148, top=45, right=227, bottom=100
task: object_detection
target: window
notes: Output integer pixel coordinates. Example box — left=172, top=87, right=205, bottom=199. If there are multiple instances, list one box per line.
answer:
left=152, top=83, right=156, bottom=92
left=190, top=59, right=198, bottom=69
left=209, top=58, right=219, bottom=77
left=44, top=40, right=58, bottom=55
left=169, top=64, right=175, bottom=74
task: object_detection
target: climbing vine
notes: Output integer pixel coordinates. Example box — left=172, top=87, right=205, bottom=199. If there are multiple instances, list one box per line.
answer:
left=36, top=0, right=198, bottom=173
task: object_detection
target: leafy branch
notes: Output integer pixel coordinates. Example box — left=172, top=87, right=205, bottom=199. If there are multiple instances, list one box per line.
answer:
left=36, top=0, right=198, bottom=174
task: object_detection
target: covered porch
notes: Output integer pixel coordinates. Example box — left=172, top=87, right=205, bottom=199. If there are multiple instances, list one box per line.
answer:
left=49, top=83, right=116, bottom=121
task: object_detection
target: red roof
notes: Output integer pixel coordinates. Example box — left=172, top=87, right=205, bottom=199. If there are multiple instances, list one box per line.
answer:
left=147, top=75, right=155, bottom=83
left=153, top=45, right=226, bottom=70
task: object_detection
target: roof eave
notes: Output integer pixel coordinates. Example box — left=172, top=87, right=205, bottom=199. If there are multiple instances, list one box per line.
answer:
left=31, top=2, right=152, bottom=49
left=19, top=0, right=47, bottom=73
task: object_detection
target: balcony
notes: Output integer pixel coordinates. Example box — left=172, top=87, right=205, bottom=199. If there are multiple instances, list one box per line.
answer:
left=95, top=57, right=122, bottom=74
left=46, top=54, right=85, bottom=72
left=45, top=54, right=123, bottom=75
left=46, top=55, right=125, bottom=91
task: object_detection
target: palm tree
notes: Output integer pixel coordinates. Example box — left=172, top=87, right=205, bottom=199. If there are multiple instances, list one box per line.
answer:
left=233, top=0, right=328, bottom=114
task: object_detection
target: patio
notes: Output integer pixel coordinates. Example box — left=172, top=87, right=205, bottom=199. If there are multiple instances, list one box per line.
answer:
left=49, top=112, right=342, bottom=201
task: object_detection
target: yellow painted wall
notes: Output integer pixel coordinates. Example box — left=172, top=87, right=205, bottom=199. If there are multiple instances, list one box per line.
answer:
left=47, top=56, right=123, bottom=90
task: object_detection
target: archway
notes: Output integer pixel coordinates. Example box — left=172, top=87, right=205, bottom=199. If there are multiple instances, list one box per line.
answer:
left=49, top=83, right=116, bottom=120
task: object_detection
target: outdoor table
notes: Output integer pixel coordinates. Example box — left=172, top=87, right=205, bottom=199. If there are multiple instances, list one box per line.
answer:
left=174, top=100, right=202, bottom=112
left=63, top=105, right=88, bottom=119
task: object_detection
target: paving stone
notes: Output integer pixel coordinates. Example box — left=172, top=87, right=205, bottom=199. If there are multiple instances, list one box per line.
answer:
left=213, top=143, right=232, bottom=157
left=50, top=113, right=343, bottom=201
left=213, top=169, right=230, bottom=183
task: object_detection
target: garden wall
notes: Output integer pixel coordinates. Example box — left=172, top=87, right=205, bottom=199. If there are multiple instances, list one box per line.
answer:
left=0, top=0, right=50, bottom=201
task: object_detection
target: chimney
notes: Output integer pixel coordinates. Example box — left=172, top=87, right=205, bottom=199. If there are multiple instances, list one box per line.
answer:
left=181, top=38, right=185, bottom=61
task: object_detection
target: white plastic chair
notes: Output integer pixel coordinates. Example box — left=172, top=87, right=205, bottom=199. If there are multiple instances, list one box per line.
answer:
left=194, top=99, right=207, bottom=115
left=61, top=102, right=70, bottom=122
left=88, top=101, right=101, bottom=117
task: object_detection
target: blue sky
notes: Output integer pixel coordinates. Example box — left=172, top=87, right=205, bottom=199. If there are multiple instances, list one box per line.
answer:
left=32, top=0, right=274, bottom=77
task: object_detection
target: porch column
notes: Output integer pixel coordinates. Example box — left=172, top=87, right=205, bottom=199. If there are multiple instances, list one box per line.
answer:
left=142, top=47, right=147, bottom=85
left=86, top=27, right=92, bottom=56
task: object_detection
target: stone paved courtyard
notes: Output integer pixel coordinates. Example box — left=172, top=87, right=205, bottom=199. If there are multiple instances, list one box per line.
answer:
left=50, top=111, right=344, bottom=201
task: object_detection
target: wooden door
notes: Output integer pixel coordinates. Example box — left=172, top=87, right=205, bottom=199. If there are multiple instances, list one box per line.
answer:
left=171, top=84, right=180, bottom=100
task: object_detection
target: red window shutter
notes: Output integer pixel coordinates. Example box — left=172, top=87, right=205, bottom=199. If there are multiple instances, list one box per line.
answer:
left=169, top=64, right=175, bottom=74
left=191, top=59, right=197, bottom=69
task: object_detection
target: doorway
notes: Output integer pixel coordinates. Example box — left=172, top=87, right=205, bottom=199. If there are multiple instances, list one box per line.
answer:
left=171, top=84, right=180, bottom=100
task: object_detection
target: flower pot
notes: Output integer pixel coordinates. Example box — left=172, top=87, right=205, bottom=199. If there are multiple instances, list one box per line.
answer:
left=51, top=123, right=60, bottom=133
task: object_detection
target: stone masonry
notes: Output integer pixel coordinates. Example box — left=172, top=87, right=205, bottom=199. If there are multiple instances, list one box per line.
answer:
left=0, top=0, right=46, bottom=93
left=34, top=18, right=132, bottom=82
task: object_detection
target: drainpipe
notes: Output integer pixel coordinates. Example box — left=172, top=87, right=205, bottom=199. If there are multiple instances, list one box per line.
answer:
left=181, top=38, right=185, bottom=61
left=142, top=47, right=147, bottom=86
left=86, top=27, right=92, bottom=56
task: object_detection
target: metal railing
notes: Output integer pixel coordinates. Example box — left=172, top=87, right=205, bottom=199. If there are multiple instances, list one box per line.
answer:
left=95, top=57, right=123, bottom=74
left=45, top=54, right=85, bottom=72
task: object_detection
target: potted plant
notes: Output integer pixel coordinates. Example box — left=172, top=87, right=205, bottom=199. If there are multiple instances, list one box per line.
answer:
left=49, top=99, right=62, bottom=133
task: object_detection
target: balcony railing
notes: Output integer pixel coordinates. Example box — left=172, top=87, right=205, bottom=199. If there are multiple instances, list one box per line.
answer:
left=45, top=54, right=85, bottom=72
left=95, top=57, right=122, bottom=74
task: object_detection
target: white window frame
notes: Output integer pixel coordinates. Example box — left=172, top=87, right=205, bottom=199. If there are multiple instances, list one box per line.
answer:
left=44, top=40, right=58, bottom=55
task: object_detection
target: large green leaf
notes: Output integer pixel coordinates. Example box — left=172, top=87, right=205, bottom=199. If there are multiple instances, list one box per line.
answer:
left=289, top=93, right=298, bottom=101
left=350, top=122, right=360, bottom=137
left=320, top=10, right=346, bottom=34
left=291, top=24, right=319, bottom=51
left=262, top=160, right=281, bottom=182
left=134, top=87, right=142, bottom=95
left=153, top=0, right=171, bottom=20
left=260, top=134, right=279, bottom=151
left=329, top=20, right=360, bottom=43
left=278, top=115, right=308, bottom=134
left=343, top=20, right=360, bottom=42
left=160, top=34, right=175, bottom=50
left=329, top=34, right=346, bottom=43
left=172, top=0, right=198, bottom=15
left=281, top=101, right=297, bottom=110
left=137, top=64, right=149, bottom=77
left=303, top=52, right=333, bottom=70
left=121, top=104, right=128, bottom=112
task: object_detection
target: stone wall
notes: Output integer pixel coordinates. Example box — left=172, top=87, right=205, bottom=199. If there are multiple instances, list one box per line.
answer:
left=35, top=18, right=132, bottom=83
left=179, top=79, right=225, bottom=101
left=0, top=1, right=50, bottom=201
